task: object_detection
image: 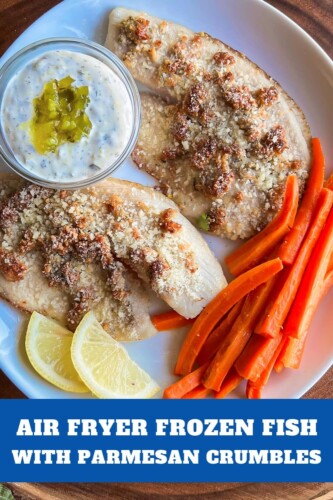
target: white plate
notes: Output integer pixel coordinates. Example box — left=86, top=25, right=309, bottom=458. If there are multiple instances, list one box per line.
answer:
left=0, top=0, right=332, bottom=399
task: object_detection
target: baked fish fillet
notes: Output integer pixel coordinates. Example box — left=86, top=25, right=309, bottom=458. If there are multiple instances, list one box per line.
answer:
left=106, top=8, right=311, bottom=239
left=0, top=176, right=155, bottom=341
left=0, top=175, right=225, bottom=339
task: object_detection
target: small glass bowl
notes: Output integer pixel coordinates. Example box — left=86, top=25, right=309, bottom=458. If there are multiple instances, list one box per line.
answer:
left=0, top=38, right=141, bottom=189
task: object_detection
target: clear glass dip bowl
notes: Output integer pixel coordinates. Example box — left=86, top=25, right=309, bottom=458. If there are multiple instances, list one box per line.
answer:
left=0, top=38, right=141, bottom=189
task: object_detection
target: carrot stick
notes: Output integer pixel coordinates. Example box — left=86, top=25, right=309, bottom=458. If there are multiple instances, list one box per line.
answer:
left=235, top=332, right=283, bottom=382
left=324, top=173, right=333, bottom=190
left=175, top=258, right=283, bottom=375
left=197, top=300, right=245, bottom=365
left=275, top=207, right=333, bottom=370
left=274, top=337, right=288, bottom=373
left=256, top=189, right=333, bottom=337
left=182, top=385, right=211, bottom=399
left=246, top=383, right=262, bottom=399
left=255, top=336, right=284, bottom=384
left=163, top=362, right=210, bottom=399
left=323, top=269, right=333, bottom=295
left=326, top=251, right=333, bottom=276
left=246, top=337, right=285, bottom=398
left=274, top=336, right=306, bottom=371
left=283, top=204, right=333, bottom=341
left=202, top=278, right=277, bottom=391
left=276, top=271, right=333, bottom=372
left=278, top=138, right=325, bottom=264
left=215, top=367, right=243, bottom=399
left=225, top=175, right=298, bottom=276
left=151, top=311, right=194, bottom=331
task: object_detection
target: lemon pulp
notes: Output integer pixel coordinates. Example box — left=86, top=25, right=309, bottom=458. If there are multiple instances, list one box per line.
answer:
left=25, top=311, right=88, bottom=393
left=71, top=312, right=160, bottom=399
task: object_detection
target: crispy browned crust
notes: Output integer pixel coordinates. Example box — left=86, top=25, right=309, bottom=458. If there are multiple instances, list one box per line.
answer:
left=0, top=175, right=226, bottom=332
left=107, top=8, right=311, bottom=240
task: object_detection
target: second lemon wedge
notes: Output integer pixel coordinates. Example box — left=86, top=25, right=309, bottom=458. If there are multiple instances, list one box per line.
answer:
left=71, top=312, right=160, bottom=399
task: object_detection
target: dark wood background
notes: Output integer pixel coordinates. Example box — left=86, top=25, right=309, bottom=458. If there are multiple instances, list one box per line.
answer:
left=0, top=0, right=332, bottom=498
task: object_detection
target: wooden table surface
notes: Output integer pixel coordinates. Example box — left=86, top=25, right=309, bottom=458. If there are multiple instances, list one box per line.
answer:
left=0, top=0, right=332, bottom=498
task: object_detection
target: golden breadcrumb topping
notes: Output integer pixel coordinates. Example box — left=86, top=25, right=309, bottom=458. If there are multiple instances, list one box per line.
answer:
left=0, top=181, right=203, bottom=327
left=115, top=13, right=310, bottom=239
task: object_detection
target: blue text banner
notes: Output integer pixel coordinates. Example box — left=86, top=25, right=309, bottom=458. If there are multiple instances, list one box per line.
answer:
left=0, top=399, right=331, bottom=482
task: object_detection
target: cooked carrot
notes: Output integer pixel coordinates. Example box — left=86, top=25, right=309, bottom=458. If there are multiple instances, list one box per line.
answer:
left=163, top=362, right=210, bottom=399
left=324, top=173, right=333, bottom=190
left=215, top=367, right=243, bottom=399
left=203, top=278, right=277, bottom=391
left=274, top=336, right=306, bottom=371
left=151, top=311, right=194, bottom=331
left=274, top=361, right=284, bottom=373
left=256, top=189, right=333, bottom=337
left=278, top=138, right=325, bottom=264
left=174, top=258, right=283, bottom=375
left=225, top=175, right=298, bottom=276
left=197, top=300, right=245, bottom=365
left=182, top=385, right=211, bottom=399
left=274, top=337, right=288, bottom=373
left=255, top=335, right=284, bottom=384
left=320, top=241, right=333, bottom=295
left=246, top=383, right=262, bottom=399
left=253, top=266, right=288, bottom=337
left=324, top=268, right=333, bottom=295
left=326, top=251, right=333, bottom=276
left=276, top=270, right=333, bottom=372
left=235, top=332, right=283, bottom=382
left=246, top=337, right=285, bottom=398
left=275, top=207, right=333, bottom=370
left=283, top=204, right=333, bottom=341
left=323, top=248, right=333, bottom=299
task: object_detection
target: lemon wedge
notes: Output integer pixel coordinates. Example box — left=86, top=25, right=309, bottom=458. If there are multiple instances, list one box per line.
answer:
left=71, top=312, right=160, bottom=399
left=25, top=311, right=88, bottom=393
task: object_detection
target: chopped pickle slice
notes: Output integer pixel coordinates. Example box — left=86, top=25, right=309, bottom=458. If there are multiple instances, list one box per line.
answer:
left=28, top=75, right=92, bottom=154
left=197, top=213, right=210, bottom=231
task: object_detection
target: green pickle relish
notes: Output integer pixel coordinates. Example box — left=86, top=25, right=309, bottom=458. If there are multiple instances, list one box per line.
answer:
left=29, top=75, right=92, bottom=154
left=197, top=213, right=210, bottom=232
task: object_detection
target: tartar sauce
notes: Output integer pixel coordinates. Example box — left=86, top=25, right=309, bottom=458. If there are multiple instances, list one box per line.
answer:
left=1, top=50, right=133, bottom=182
